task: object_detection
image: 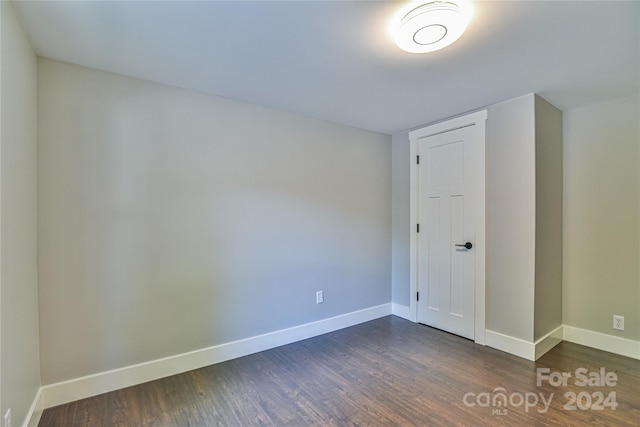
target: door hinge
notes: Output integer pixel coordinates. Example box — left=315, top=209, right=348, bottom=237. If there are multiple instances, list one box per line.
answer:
left=416, top=155, right=420, bottom=164
left=417, top=292, right=420, bottom=301
left=417, top=223, right=420, bottom=233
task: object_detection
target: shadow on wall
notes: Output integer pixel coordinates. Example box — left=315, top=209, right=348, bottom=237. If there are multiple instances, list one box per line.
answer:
left=37, top=60, right=391, bottom=383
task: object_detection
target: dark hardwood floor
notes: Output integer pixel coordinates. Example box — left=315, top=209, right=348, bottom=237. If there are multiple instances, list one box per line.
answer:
left=39, top=316, right=640, bottom=426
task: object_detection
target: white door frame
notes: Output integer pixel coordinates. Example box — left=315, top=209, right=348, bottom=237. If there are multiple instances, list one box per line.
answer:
left=408, top=110, right=487, bottom=345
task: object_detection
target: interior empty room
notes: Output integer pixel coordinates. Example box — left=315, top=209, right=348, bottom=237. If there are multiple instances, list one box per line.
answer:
left=1, top=0, right=639, bottom=426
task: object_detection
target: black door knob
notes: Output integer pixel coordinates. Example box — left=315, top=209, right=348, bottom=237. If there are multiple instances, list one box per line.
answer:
left=455, top=242, right=473, bottom=250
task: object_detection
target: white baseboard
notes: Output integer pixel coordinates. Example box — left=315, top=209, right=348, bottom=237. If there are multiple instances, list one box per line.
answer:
left=485, top=329, right=536, bottom=361
left=391, top=303, right=415, bottom=322
left=485, top=325, right=639, bottom=362
left=23, top=387, right=43, bottom=427
left=534, top=325, right=563, bottom=360
left=26, top=313, right=638, bottom=426
left=563, top=325, right=640, bottom=360
left=38, top=303, right=392, bottom=410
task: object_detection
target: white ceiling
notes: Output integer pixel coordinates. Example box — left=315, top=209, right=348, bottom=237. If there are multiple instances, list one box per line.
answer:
left=12, top=0, right=640, bottom=135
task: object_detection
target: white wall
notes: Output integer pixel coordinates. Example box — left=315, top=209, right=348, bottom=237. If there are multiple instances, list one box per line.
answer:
left=563, top=95, right=639, bottom=341
left=37, top=58, right=391, bottom=384
left=0, top=1, right=41, bottom=425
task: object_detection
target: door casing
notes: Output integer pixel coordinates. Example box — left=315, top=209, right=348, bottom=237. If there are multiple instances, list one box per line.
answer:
left=408, top=110, right=487, bottom=345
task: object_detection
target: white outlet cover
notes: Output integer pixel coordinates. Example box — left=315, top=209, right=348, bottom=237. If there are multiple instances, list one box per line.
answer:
left=613, top=315, right=625, bottom=331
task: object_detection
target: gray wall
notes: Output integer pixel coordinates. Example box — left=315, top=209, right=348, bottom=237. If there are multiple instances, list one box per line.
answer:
left=391, top=131, right=410, bottom=307
left=533, top=96, right=563, bottom=341
left=0, top=1, right=41, bottom=425
left=38, top=59, right=391, bottom=384
left=563, top=95, right=639, bottom=341
left=391, top=93, right=639, bottom=349
left=485, top=95, right=537, bottom=341
left=390, top=97, right=542, bottom=342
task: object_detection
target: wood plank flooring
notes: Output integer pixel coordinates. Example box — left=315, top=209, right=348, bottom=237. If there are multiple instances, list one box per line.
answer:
left=39, top=316, right=640, bottom=426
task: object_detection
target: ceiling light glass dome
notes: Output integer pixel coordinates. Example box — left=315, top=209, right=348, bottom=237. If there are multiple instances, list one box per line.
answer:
left=392, top=1, right=472, bottom=54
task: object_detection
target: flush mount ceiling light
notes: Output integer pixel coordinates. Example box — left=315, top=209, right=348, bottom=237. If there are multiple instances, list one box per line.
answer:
left=391, top=0, right=472, bottom=54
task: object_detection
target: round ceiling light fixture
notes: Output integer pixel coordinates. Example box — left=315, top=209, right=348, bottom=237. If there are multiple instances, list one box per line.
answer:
left=391, top=1, right=472, bottom=54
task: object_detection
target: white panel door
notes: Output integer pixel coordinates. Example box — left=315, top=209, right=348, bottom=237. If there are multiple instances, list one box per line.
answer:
left=417, top=124, right=478, bottom=339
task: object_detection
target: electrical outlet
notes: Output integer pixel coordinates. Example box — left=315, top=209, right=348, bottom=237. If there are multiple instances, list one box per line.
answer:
left=316, top=290, right=324, bottom=304
left=4, top=408, right=11, bottom=427
left=613, top=315, right=625, bottom=331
